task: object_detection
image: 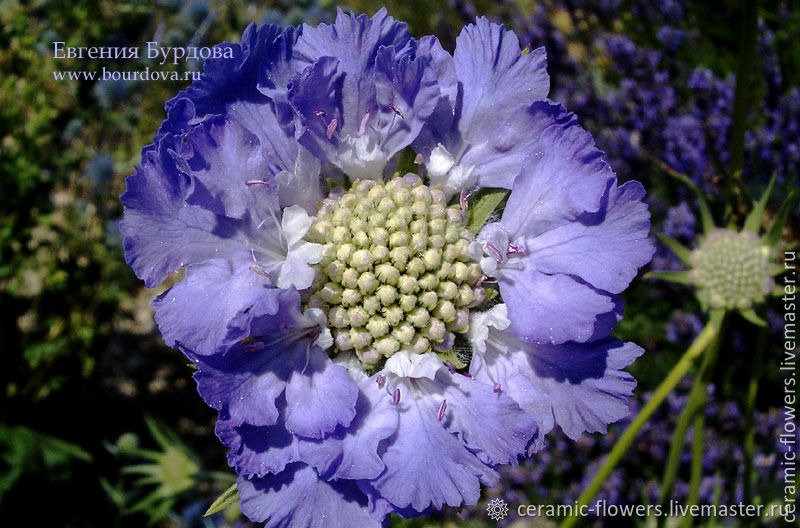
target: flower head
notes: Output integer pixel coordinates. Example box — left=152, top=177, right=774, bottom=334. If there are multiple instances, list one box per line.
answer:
left=121, top=9, right=653, bottom=526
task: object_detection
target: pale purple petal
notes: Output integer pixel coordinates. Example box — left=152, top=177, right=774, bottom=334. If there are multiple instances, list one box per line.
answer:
left=153, top=254, right=275, bottom=356
left=522, top=181, right=655, bottom=293
left=284, top=346, right=358, bottom=439
left=499, top=268, right=615, bottom=344
left=239, top=464, right=384, bottom=528
left=500, top=117, right=616, bottom=238
left=453, top=18, right=550, bottom=135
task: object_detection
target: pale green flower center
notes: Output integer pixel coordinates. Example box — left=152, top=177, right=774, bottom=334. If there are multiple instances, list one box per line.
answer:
left=690, top=229, right=772, bottom=309
left=305, top=176, right=484, bottom=369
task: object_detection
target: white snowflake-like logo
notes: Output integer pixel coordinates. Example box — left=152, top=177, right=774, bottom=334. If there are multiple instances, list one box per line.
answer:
left=486, top=498, right=509, bottom=522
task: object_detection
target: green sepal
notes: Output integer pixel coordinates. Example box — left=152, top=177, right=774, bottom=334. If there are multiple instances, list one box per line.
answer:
left=466, top=188, right=509, bottom=235
left=436, top=351, right=467, bottom=370
left=663, top=169, right=715, bottom=234
left=738, top=307, right=766, bottom=327
left=743, top=174, right=775, bottom=233
left=765, top=190, right=798, bottom=247
left=771, top=284, right=787, bottom=297
left=205, top=483, right=239, bottom=517
left=657, top=234, right=692, bottom=265
left=642, top=270, right=693, bottom=285
left=769, top=263, right=786, bottom=277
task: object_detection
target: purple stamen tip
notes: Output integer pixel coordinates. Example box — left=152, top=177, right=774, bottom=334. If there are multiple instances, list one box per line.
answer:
left=392, top=387, right=401, bottom=405
left=358, top=112, right=370, bottom=136
left=376, top=374, right=386, bottom=389
left=507, top=243, right=522, bottom=255
left=486, top=242, right=504, bottom=262
left=459, top=188, right=468, bottom=211
left=437, top=399, right=447, bottom=421
left=388, top=103, right=404, bottom=118
left=444, top=360, right=457, bottom=375
left=249, top=265, right=271, bottom=279
left=476, top=275, right=487, bottom=288
left=326, top=118, right=338, bottom=139
left=245, top=179, right=269, bottom=187
left=493, top=383, right=501, bottom=393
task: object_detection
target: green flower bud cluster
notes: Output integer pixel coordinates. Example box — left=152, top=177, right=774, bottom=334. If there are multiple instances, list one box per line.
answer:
left=690, top=229, right=772, bottom=309
left=305, top=176, right=484, bottom=368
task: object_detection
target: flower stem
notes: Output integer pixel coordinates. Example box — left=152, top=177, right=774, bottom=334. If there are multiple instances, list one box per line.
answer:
left=728, top=0, right=758, bottom=217
left=743, top=318, right=767, bottom=512
left=658, top=310, right=725, bottom=528
left=559, top=309, right=725, bottom=528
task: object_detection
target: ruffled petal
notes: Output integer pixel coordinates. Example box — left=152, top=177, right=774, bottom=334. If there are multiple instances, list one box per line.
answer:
left=453, top=18, right=550, bottom=134
left=120, top=136, right=248, bottom=288
left=153, top=254, right=275, bottom=356
left=500, top=116, right=616, bottom=238
left=239, top=464, right=384, bottom=528
left=284, top=346, right=358, bottom=439
left=437, top=370, right=537, bottom=466
left=366, top=391, right=498, bottom=511
left=158, top=24, right=298, bottom=137
left=526, top=339, right=643, bottom=440
left=290, top=9, right=438, bottom=179
left=499, top=267, right=615, bottom=344
left=469, top=310, right=642, bottom=442
left=522, top=180, right=655, bottom=294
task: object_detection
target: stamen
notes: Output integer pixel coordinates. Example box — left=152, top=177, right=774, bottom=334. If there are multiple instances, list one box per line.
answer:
left=313, top=109, right=327, bottom=117
left=486, top=242, right=504, bottom=262
left=507, top=243, right=523, bottom=255
left=376, top=374, right=386, bottom=389
left=392, top=387, right=401, bottom=405
left=459, top=188, right=468, bottom=212
left=358, top=112, right=370, bottom=137
left=444, top=360, right=457, bottom=375
left=326, top=118, right=338, bottom=140
left=388, top=103, right=404, bottom=118
left=493, top=383, right=501, bottom=393
left=476, top=275, right=488, bottom=288
left=242, top=341, right=265, bottom=352
left=249, top=265, right=271, bottom=279
left=437, top=399, right=447, bottom=421
left=245, top=179, right=269, bottom=187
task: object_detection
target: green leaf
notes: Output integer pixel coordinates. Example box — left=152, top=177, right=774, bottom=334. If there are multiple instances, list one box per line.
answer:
left=658, top=164, right=715, bottom=234
left=743, top=174, right=775, bottom=233
left=738, top=307, right=767, bottom=327
left=642, top=270, right=693, bottom=285
left=205, top=483, right=239, bottom=517
left=765, top=190, right=798, bottom=246
left=466, top=188, right=508, bottom=235
left=657, top=234, right=692, bottom=264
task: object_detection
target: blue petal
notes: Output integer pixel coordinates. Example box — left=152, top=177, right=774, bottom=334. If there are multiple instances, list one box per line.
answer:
left=290, top=9, right=438, bottom=179
left=436, top=370, right=538, bottom=466
left=526, top=339, right=643, bottom=440
left=239, top=464, right=385, bottom=528
left=523, top=181, right=654, bottom=294
left=158, top=24, right=298, bottom=137
left=499, top=267, right=615, bottom=344
left=470, top=324, right=643, bottom=442
left=120, top=135, right=249, bottom=288
left=284, top=346, right=358, bottom=439
left=154, top=256, right=277, bottom=356
left=366, top=371, right=499, bottom=511
left=453, top=18, right=550, bottom=135
left=501, top=115, right=616, bottom=238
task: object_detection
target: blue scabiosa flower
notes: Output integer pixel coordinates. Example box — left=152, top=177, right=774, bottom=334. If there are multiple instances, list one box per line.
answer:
left=121, top=9, right=653, bottom=526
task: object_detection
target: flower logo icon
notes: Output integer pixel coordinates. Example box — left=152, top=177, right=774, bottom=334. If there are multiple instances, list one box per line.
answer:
left=486, top=498, right=510, bottom=522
